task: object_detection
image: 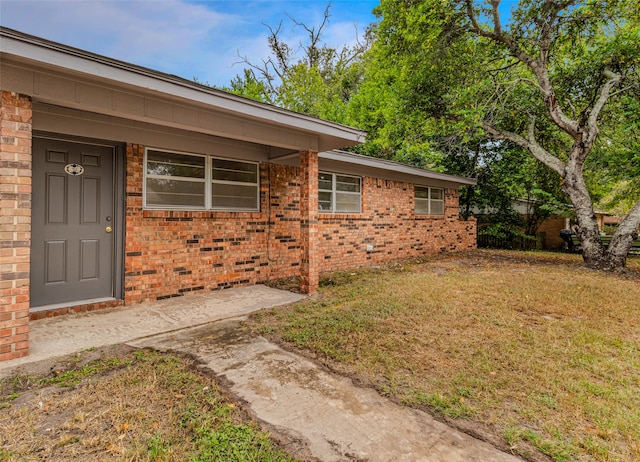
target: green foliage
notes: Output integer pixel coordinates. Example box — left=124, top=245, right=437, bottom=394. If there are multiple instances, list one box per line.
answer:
left=219, top=4, right=369, bottom=127
left=38, top=356, right=132, bottom=387
left=192, top=421, right=293, bottom=462
left=406, top=391, right=477, bottom=419
left=146, top=433, right=171, bottom=461
left=225, top=69, right=273, bottom=104
left=220, top=0, right=640, bottom=237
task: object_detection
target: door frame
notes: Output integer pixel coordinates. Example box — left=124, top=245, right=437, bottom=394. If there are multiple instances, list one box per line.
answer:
left=31, top=131, right=126, bottom=310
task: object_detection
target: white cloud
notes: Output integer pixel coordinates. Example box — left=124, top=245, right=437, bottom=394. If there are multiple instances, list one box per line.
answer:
left=0, top=0, right=377, bottom=86
left=1, top=0, right=239, bottom=81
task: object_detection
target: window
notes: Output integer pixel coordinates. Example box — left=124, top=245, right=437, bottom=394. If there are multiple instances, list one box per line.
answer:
left=414, top=186, right=444, bottom=215
left=319, top=172, right=361, bottom=213
left=144, top=149, right=259, bottom=211
left=145, top=150, right=206, bottom=208
left=211, top=158, right=259, bottom=210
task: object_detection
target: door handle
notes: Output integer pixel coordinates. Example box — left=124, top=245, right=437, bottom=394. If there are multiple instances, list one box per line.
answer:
left=105, top=226, right=113, bottom=233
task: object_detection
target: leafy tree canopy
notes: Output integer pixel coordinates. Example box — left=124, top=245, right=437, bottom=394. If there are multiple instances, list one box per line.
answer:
left=365, top=0, right=640, bottom=268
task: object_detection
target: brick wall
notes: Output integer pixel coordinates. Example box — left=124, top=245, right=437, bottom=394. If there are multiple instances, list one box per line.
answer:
left=318, top=177, right=476, bottom=272
left=536, top=215, right=567, bottom=250
left=123, top=143, right=475, bottom=303
left=299, top=150, right=319, bottom=294
left=124, top=144, right=302, bottom=303
left=0, top=91, right=32, bottom=361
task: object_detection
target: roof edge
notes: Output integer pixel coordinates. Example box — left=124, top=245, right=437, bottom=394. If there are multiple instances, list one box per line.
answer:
left=320, top=150, right=477, bottom=186
left=0, top=27, right=366, bottom=142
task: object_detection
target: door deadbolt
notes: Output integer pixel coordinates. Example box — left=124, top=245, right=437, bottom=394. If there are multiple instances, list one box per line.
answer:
left=105, top=226, right=113, bottom=233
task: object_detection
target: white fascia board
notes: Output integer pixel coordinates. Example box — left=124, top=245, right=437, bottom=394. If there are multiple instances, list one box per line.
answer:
left=319, top=150, right=477, bottom=186
left=0, top=28, right=366, bottom=144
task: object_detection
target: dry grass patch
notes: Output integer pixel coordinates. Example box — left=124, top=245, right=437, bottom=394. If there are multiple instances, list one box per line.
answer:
left=0, top=347, right=296, bottom=462
left=250, top=250, right=640, bottom=462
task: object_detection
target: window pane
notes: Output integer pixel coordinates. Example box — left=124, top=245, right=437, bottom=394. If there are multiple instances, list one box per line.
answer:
left=319, top=191, right=332, bottom=211
left=146, top=178, right=205, bottom=207
left=319, top=201, right=332, bottom=211
left=430, top=188, right=443, bottom=200
left=414, top=186, right=429, bottom=199
left=430, top=200, right=444, bottom=215
left=335, top=192, right=360, bottom=212
left=212, top=183, right=258, bottom=210
left=336, top=175, right=360, bottom=193
left=318, top=172, right=361, bottom=213
left=415, top=198, right=429, bottom=215
left=213, top=158, right=257, bottom=173
left=319, top=172, right=333, bottom=191
left=212, top=159, right=258, bottom=183
left=147, top=151, right=205, bottom=178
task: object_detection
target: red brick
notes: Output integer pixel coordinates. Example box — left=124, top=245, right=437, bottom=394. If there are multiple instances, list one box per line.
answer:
left=0, top=90, right=32, bottom=362
left=0, top=102, right=476, bottom=362
left=0, top=328, right=12, bottom=338
left=0, top=333, right=27, bottom=345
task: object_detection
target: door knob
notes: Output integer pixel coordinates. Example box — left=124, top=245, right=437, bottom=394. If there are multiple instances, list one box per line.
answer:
left=105, top=226, right=113, bottom=233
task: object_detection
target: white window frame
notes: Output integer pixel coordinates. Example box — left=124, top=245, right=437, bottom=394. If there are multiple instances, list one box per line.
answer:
left=414, top=186, right=444, bottom=216
left=318, top=171, right=362, bottom=213
left=143, top=148, right=260, bottom=212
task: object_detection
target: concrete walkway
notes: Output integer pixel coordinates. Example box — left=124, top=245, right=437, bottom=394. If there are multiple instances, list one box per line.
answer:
left=1, top=286, right=522, bottom=462
left=0, top=285, right=304, bottom=372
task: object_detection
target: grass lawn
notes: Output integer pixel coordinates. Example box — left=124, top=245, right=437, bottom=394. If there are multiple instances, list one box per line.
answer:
left=0, top=347, right=297, bottom=462
left=251, top=250, right=640, bottom=462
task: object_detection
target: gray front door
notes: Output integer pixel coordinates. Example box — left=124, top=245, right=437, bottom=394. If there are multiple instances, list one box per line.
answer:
left=31, top=137, right=115, bottom=308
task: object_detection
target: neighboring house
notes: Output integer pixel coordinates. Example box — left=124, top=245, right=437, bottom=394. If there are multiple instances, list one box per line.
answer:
left=473, top=198, right=607, bottom=250
left=509, top=199, right=607, bottom=250
left=0, top=28, right=476, bottom=362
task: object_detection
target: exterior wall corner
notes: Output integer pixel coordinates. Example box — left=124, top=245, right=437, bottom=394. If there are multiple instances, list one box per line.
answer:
left=0, top=90, right=32, bottom=361
left=299, top=150, right=319, bottom=294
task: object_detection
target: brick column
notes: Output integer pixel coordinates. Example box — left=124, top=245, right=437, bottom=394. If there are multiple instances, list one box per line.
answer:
left=299, top=150, right=319, bottom=294
left=0, top=91, right=32, bottom=361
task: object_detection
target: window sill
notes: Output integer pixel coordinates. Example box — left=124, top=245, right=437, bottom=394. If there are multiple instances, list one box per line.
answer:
left=319, top=212, right=363, bottom=220
left=141, top=209, right=263, bottom=219
left=413, top=214, right=446, bottom=219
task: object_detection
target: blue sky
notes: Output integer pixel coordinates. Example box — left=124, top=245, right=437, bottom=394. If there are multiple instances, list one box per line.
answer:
left=1, top=0, right=379, bottom=87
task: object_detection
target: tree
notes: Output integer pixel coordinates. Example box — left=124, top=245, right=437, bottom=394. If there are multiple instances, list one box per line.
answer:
left=227, top=4, right=370, bottom=124
left=373, top=0, right=640, bottom=270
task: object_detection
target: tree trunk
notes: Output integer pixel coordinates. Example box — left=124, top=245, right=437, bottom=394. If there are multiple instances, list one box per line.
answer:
left=463, top=185, right=474, bottom=220
left=605, top=199, right=640, bottom=269
left=563, top=168, right=639, bottom=271
left=562, top=165, right=609, bottom=268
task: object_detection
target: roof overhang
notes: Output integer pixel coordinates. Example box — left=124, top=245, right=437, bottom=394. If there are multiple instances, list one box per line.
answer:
left=319, top=150, right=477, bottom=188
left=0, top=27, right=365, bottom=153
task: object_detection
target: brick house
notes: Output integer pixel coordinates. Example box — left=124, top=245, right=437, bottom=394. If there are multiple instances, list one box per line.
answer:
left=0, top=28, right=476, bottom=362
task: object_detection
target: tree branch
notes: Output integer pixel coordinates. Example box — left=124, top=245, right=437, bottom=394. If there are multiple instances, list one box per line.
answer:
left=607, top=196, right=640, bottom=257
left=587, top=70, right=623, bottom=131
left=463, top=0, right=580, bottom=136
left=489, top=0, right=502, bottom=35
left=608, top=83, right=638, bottom=98
left=616, top=197, right=640, bottom=237
left=481, top=119, right=567, bottom=175
left=497, top=77, right=543, bottom=93
left=537, top=2, right=573, bottom=66
left=289, top=3, right=331, bottom=68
